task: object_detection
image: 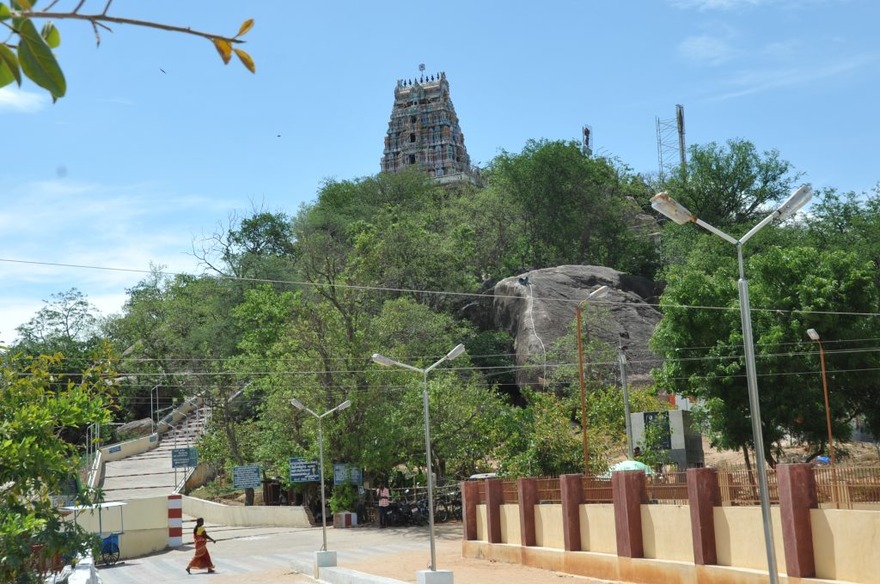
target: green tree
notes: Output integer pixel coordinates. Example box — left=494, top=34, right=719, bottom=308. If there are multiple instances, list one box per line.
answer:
left=487, top=139, right=657, bottom=275
left=650, top=245, right=880, bottom=465
left=662, top=139, right=800, bottom=229
left=0, top=351, right=113, bottom=583
left=1, top=1, right=254, bottom=100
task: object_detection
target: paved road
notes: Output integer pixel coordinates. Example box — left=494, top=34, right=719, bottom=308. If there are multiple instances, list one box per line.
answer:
left=98, top=521, right=615, bottom=584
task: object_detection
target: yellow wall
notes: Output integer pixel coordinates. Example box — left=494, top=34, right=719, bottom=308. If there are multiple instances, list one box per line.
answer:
left=67, top=497, right=168, bottom=560
left=500, top=504, right=521, bottom=545
left=812, top=508, right=880, bottom=584
left=580, top=504, right=616, bottom=554
left=641, top=504, right=693, bottom=562
left=714, top=506, right=786, bottom=574
left=534, top=504, right=564, bottom=549
left=473, top=497, right=880, bottom=583
left=182, top=495, right=311, bottom=528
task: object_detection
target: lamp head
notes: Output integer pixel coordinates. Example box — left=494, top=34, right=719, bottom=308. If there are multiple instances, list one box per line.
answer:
left=446, top=344, right=466, bottom=361
left=650, top=192, right=696, bottom=225
left=589, top=285, right=610, bottom=299
left=290, top=398, right=305, bottom=410
left=807, top=328, right=820, bottom=341
left=371, top=353, right=396, bottom=367
left=775, top=185, right=813, bottom=222
left=336, top=399, right=352, bottom=412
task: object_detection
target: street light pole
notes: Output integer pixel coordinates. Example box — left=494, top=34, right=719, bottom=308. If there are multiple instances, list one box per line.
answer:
left=290, top=398, right=351, bottom=552
left=150, top=384, right=160, bottom=434
left=806, top=328, right=838, bottom=508
left=618, top=346, right=634, bottom=459
left=372, top=344, right=465, bottom=579
left=576, top=285, right=610, bottom=474
left=651, top=185, right=812, bottom=584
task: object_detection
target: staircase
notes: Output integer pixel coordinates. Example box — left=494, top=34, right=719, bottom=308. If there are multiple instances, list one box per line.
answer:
left=100, top=403, right=210, bottom=501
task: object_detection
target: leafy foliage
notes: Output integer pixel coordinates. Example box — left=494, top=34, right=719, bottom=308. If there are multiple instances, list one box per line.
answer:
left=1, top=1, right=254, bottom=100
left=651, top=244, right=880, bottom=463
left=0, top=351, right=114, bottom=583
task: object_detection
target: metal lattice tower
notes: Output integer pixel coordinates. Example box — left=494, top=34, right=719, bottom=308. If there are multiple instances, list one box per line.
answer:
left=656, top=104, right=686, bottom=184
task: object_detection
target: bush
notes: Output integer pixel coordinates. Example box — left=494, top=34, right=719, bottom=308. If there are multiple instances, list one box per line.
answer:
left=329, top=484, right=358, bottom=513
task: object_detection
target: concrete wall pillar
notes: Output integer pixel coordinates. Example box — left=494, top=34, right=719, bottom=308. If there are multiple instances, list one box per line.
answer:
left=687, top=467, right=721, bottom=565
left=461, top=480, right=480, bottom=541
left=167, top=494, right=183, bottom=547
left=518, top=477, right=538, bottom=547
left=778, top=463, right=818, bottom=578
left=612, top=471, right=647, bottom=558
left=485, top=478, right=503, bottom=544
left=560, top=474, right=583, bottom=551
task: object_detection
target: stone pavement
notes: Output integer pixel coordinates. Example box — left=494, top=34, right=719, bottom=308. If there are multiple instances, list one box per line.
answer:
left=98, top=521, right=618, bottom=584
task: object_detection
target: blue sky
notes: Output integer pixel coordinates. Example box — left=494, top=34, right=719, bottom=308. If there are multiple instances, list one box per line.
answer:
left=2, top=0, right=878, bottom=344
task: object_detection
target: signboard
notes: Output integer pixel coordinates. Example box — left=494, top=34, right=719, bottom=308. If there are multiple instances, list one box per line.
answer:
left=289, top=457, right=320, bottom=483
left=171, top=446, right=198, bottom=468
left=233, top=465, right=262, bottom=489
left=333, top=463, right=363, bottom=486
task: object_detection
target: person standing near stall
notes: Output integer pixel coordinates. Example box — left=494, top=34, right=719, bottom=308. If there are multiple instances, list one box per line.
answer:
left=186, top=517, right=216, bottom=574
left=376, top=483, right=391, bottom=528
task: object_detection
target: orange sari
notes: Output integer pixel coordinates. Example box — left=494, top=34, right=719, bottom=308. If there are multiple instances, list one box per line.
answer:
left=187, top=527, right=215, bottom=570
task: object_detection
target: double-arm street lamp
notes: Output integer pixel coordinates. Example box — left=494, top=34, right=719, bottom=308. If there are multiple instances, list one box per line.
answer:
left=290, top=397, right=351, bottom=553
left=806, top=328, right=838, bottom=508
left=576, top=285, right=610, bottom=474
left=651, top=184, right=812, bottom=584
left=372, top=344, right=465, bottom=579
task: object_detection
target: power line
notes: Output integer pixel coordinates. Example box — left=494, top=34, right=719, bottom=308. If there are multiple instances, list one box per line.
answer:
left=4, top=255, right=880, bottom=318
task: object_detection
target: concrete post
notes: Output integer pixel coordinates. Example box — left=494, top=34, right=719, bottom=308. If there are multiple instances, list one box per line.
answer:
left=485, top=478, right=503, bottom=544
left=612, top=471, right=647, bottom=558
left=687, top=467, right=721, bottom=565
left=778, top=463, right=818, bottom=578
left=461, top=480, right=479, bottom=541
left=518, top=477, right=538, bottom=547
left=560, top=474, right=583, bottom=551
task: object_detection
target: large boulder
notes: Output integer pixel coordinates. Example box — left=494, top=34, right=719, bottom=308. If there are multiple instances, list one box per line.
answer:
left=492, top=265, right=662, bottom=389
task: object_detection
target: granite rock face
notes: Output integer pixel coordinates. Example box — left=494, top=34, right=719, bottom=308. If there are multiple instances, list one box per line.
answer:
left=492, top=265, right=663, bottom=389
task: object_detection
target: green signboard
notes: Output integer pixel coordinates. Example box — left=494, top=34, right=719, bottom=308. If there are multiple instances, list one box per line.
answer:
left=171, top=446, right=198, bottom=468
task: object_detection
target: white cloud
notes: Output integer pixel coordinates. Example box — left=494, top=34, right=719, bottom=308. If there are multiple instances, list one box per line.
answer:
left=707, top=52, right=879, bottom=100
left=670, top=0, right=765, bottom=9
left=0, top=88, right=46, bottom=113
left=0, top=177, right=242, bottom=341
left=679, top=34, right=739, bottom=65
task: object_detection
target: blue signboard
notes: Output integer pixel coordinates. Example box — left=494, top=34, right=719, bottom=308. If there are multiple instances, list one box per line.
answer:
left=233, top=465, right=262, bottom=489
left=171, top=447, right=198, bottom=468
left=333, top=463, right=363, bottom=486
left=289, top=457, right=320, bottom=483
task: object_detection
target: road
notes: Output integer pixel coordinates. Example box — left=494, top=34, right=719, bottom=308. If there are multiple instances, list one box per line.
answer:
left=98, top=521, right=616, bottom=584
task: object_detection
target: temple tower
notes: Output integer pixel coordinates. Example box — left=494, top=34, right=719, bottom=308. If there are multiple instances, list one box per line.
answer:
left=381, top=71, right=473, bottom=184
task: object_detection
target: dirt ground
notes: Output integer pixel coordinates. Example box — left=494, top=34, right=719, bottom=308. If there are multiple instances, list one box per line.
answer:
left=702, top=436, right=880, bottom=469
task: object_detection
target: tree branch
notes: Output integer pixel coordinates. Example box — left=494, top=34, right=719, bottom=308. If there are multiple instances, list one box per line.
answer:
left=16, top=10, right=246, bottom=45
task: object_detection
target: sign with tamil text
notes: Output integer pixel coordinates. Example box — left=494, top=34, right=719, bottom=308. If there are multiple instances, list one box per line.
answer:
left=289, top=457, right=320, bottom=483
left=171, top=446, right=198, bottom=468
left=333, top=463, right=362, bottom=486
left=233, top=465, right=262, bottom=489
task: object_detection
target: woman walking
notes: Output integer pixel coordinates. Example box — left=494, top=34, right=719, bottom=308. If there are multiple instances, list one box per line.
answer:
left=186, top=518, right=216, bottom=574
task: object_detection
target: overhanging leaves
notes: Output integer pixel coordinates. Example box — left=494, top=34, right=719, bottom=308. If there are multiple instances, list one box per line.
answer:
left=212, top=37, right=232, bottom=64
left=17, top=18, right=66, bottom=98
left=0, top=44, right=20, bottom=87
left=235, top=48, right=255, bottom=73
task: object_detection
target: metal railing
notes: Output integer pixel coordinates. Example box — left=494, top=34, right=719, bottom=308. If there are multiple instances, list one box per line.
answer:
left=463, top=464, right=880, bottom=510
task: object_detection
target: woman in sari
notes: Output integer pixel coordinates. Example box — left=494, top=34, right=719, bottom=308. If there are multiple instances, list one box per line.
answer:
left=186, top=517, right=216, bottom=574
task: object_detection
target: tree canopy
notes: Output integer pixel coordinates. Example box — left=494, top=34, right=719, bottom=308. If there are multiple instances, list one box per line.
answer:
left=0, top=350, right=115, bottom=582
